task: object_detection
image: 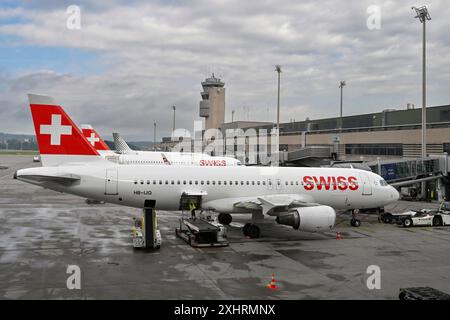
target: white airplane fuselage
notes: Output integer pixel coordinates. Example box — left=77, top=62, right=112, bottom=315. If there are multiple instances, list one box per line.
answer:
left=97, top=150, right=240, bottom=166
left=17, top=164, right=399, bottom=212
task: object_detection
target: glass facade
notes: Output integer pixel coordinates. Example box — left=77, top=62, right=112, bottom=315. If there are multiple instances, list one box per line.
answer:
left=345, top=143, right=403, bottom=156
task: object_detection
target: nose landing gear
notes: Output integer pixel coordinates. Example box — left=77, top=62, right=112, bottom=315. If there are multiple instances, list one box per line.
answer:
left=350, top=209, right=361, bottom=227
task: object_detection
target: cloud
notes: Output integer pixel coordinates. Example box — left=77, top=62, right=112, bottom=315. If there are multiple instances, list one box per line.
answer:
left=1, top=0, right=450, bottom=139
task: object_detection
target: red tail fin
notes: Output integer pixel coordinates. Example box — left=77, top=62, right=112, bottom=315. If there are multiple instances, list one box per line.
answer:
left=28, top=94, right=100, bottom=165
left=81, top=124, right=111, bottom=151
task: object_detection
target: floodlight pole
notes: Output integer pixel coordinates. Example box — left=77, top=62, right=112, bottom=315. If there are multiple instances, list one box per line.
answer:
left=275, top=65, right=282, bottom=134
left=339, top=81, right=346, bottom=131
left=153, top=121, right=157, bottom=151
left=412, top=5, right=430, bottom=158
left=412, top=5, right=431, bottom=200
left=421, top=16, right=427, bottom=158
left=172, top=105, right=176, bottom=136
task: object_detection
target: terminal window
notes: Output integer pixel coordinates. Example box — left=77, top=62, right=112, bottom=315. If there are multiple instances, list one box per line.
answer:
left=345, top=143, right=402, bottom=156
left=444, top=143, right=450, bottom=154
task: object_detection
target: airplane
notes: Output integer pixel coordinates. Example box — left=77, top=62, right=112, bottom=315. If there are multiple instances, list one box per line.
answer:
left=80, top=124, right=241, bottom=166
left=16, top=94, right=400, bottom=238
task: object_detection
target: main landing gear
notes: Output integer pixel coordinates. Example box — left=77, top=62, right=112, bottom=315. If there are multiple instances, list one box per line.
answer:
left=217, top=213, right=261, bottom=239
left=243, top=223, right=260, bottom=239
left=350, top=209, right=361, bottom=227
left=218, top=213, right=232, bottom=225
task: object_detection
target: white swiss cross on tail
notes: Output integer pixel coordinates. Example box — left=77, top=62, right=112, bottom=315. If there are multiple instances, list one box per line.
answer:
left=87, top=132, right=100, bottom=146
left=40, top=114, right=72, bottom=145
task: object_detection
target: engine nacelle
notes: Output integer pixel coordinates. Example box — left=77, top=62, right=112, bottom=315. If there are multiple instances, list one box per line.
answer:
left=276, top=206, right=336, bottom=232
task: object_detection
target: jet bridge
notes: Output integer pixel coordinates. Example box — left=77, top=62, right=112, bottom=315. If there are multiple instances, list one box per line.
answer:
left=366, top=156, right=447, bottom=185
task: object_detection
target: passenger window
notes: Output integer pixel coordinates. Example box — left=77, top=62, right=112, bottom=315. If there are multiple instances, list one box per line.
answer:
left=218, top=181, right=222, bottom=185
left=183, top=180, right=186, bottom=185
left=224, top=181, right=227, bottom=185
left=159, top=180, right=162, bottom=185
left=195, top=181, right=198, bottom=185
left=201, top=180, right=204, bottom=185
left=147, top=180, right=150, bottom=185
left=207, top=181, right=210, bottom=185
left=246, top=181, right=249, bottom=185
left=165, top=180, right=168, bottom=185
left=171, top=180, right=174, bottom=185
left=212, top=181, right=216, bottom=185
left=252, top=181, right=255, bottom=185
left=134, top=181, right=137, bottom=184
left=189, top=180, right=192, bottom=185
left=235, top=181, right=238, bottom=185
left=262, top=181, right=266, bottom=186
left=241, top=181, right=244, bottom=185
left=285, top=181, right=288, bottom=186
left=257, top=181, right=260, bottom=185
left=140, top=181, right=144, bottom=185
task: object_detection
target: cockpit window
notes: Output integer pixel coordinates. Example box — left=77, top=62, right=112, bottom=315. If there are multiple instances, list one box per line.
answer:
left=380, top=179, right=388, bottom=186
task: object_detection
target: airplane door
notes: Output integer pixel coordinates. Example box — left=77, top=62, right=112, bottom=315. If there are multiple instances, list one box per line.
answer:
left=359, top=173, right=372, bottom=196
left=105, top=168, right=118, bottom=195
left=267, top=178, right=273, bottom=190
left=276, top=179, right=282, bottom=190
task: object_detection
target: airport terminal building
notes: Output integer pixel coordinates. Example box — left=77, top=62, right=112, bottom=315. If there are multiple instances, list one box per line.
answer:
left=221, top=104, right=450, bottom=162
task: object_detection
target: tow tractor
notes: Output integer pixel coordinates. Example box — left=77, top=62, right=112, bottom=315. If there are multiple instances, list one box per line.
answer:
left=396, top=201, right=450, bottom=227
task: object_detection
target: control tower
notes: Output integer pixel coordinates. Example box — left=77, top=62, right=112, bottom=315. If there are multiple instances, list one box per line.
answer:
left=199, top=74, right=225, bottom=130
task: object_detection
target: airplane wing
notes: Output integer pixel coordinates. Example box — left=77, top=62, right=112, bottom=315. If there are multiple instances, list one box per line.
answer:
left=204, top=194, right=317, bottom=216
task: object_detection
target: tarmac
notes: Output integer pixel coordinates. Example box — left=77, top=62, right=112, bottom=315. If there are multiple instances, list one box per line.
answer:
left=1, top=154, right=450, bottom=299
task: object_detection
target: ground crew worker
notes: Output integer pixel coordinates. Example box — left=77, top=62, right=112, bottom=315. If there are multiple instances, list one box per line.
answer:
left=189, top=201, right=196, bottom=220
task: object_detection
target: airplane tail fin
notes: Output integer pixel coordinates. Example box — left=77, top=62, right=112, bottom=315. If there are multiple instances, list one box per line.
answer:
left=80, top=124, right=111, bottom=151
left=28, top=94, right=102, bottom=166
left=112, top=132, right=134, bottom=154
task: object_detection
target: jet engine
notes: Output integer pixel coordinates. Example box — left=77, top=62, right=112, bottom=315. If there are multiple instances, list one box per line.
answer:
left=275, top=206, right=336, bottom=232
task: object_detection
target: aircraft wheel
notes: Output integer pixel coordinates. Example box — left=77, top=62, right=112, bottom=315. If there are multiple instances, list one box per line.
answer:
left=243, top=223, right=252, bottom=236
left=351, top=218, right=361, bottom=227
left=218, top=213, right=232, bottom=225
left=247, top=224, right=260, bottom=239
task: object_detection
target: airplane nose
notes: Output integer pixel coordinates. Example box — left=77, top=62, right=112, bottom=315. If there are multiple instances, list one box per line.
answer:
left=392, top=187, right=400, bottom=201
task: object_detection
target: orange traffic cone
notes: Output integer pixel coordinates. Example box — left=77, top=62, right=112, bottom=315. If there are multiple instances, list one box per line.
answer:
left=267, top=273, right=278, bottom=290
left=336, top=232, right=342, bottom=240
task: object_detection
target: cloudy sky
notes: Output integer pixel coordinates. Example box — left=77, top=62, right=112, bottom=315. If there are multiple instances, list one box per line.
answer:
left=1, top=0, right=449, bottom=140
